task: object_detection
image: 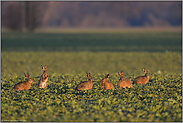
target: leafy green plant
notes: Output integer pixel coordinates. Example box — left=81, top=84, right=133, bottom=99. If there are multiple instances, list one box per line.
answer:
left=1, top=73, right=182, bottom=122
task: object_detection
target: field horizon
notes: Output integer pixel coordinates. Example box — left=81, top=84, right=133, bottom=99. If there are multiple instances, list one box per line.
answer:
left=2, top=26, right=182, bottom=33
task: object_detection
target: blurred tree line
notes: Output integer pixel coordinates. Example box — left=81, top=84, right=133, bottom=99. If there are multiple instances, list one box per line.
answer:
left=1, top=1, right=182, bottom=32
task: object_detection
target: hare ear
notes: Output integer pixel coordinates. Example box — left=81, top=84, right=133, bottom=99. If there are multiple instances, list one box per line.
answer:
left=88, top=73, right=91, bottom=77
left=27, top=73, right=30, bottom=79
left=86, top=72, right=89, bottom=77
left=24, top=73, right=27, bottom=77
left=118, top=72, right=121, bottom=75
left=41, top=65, right=44, bottom=70
left=143, top=68, right=146, bottom=73
left=106, top=74, right=109, bottom=78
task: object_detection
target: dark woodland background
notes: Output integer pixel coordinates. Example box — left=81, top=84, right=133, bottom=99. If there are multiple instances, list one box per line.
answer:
left=1, top=1, right=182, bottom=32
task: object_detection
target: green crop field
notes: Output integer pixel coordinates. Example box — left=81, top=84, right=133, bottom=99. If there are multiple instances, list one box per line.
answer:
left=1, top=28, right=182, bottom=122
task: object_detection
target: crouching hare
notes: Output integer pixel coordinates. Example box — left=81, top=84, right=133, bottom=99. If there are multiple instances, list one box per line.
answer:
left=14, top=73, right=33, bottom=91
left=133, top=68, right=149, bottom=84
left=118, top=71, right=132, bottom=89
left=100, top=74, right=114, bottom=91
left=76, top=72, right=94, bottom=91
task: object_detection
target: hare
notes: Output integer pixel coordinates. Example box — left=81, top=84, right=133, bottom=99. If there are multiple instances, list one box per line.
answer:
left=14, top=73, right=33, bottom=91
left=100, top=74, right=114, bottom=91
left=76, top=72, right=94, bottom=91
left=118, top=71, right=132, bottom=89
left=38, top=65, right=49, bottom=88
left=133, top=68, right=149, bottom=84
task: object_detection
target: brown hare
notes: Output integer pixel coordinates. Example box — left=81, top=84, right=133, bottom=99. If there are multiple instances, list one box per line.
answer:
left=76, top=72, right=94, bottom=91
left=133, top=68, right=149, bottom=84
left=100, top=74, right=114, bottom=91
left=118, top=71, right=132, bottom=89
left=38, top=65, right=49, bottom=88
left=14, top=73, right=33, bottom=91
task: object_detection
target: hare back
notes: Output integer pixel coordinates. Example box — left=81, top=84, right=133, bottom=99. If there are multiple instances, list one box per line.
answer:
left=104, top=81, right=114, bottom=90
left=118, top=80, right=132, bottom=88
left=119, top=79, right=132, bottom=85
left=133, top=76, right=149, bottom=84
left=76, top=81, right=93, bottom=90
left=124, top=78, right=132, bottom=83
left=14, top=81, right=31, bottom=90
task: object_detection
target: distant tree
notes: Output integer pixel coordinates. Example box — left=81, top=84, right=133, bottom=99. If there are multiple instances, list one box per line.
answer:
left=2, top=1, right=40, bottom=32
left=2, top=1, right=22, bottom=30
left=20, top=1, right=37, bottom=32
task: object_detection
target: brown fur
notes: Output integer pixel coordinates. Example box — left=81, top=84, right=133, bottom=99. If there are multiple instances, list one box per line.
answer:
left=133, top=68, right=149, bottom=84
left=118, top=71, right=132, bottom=89
left=38, top=65, right=49, bottom=88
left=100, top=74, right=114, bottom=91
left=76, top=72, right=94, bottom=91
left=14, top=73, right=33, bottom=91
